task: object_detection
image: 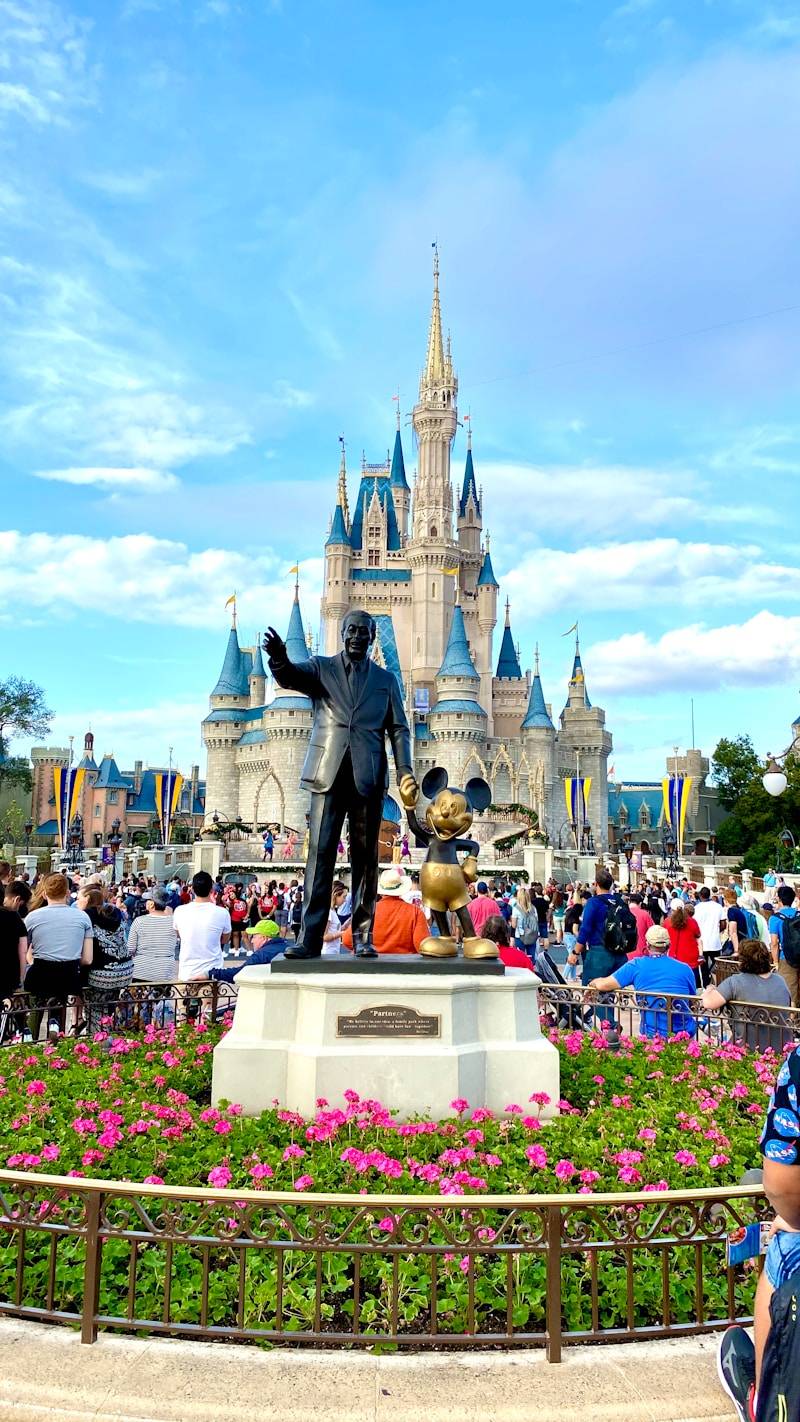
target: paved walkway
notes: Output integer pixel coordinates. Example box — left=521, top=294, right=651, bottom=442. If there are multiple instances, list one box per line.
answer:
left=0, top=1319, right=736, bottom=1421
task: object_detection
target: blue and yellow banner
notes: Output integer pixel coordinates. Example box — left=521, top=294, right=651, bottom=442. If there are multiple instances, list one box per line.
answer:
left=662, top=775, right=693, bottom=857
left=564, top=776, right=592, bottom=826
left=53, top=766, right=85, bottom=848
left=154, top=771, right=184, bottom=845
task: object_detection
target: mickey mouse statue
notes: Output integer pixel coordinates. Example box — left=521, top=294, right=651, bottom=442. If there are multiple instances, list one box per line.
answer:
left=401, top=766, right=496, bottom=959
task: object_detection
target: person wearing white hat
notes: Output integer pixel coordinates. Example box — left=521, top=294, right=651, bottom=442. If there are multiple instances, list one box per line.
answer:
left=341, top=868, right=428, bottom=955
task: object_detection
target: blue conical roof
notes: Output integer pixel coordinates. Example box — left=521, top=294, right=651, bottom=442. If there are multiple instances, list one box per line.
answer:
left=212, top=627, right=249, bottom=696
left=95, top=754, right=129, bottom=789
left=568, top=642, right=592, bottom=709
left=437, top=604, right=479, bottom=679
left=390, top=427, right=408, bottom=489
left=250, top=639, right=266, bottom=679
left=458, top=447, right=480, bottom=517
left=77, top=753, right=98, bottom=771
left=326, top=503, right=350, bottom=546
left=522, top=664, right=555, bottom=731
left=285, top=591, right=308, bottom=663
left=496, top=622, right=522, bottom=679
left=476, top=546, right=498, bottom=587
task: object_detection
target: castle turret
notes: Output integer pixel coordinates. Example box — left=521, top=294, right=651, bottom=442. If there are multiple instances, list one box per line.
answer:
left=322, top=441, right=353, bottom=653
left=389, top=408, right=410, bottom=541
left=407, top=249, right=460, bottom=692
left=202, top=614, right=252, bottom=824
left=474, top=535, right=498, bottom=734
left=249, top=637, right=266, bottom=708
left=492, top=600, right=528, bottom=742
left=558, top=630, right=611, bottom=850
left=429, top=600, right=486, bottom=784
left=521, top=646, right=557, bottom=830
left=457, top=425, right=482, bottom=565
left=258, top=585, right=313, bottom=832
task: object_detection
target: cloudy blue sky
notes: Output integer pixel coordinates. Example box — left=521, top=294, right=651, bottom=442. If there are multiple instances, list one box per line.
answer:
left=3, top=0, right=800, bottom=779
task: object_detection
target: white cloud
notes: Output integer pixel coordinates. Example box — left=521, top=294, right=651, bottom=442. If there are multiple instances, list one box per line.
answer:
left=284, top=288, right=344, bottom=362
left=81, top=169, right=164, bottom=199
left=33, top=466, right=180, bottom=493
left=0, top=530, right=324, bottom=631
left=481, top=462, right=699, bottom=537
left=0, top=82, right=51, bottom=123
left=586, top=610, right=800, bottom=696
left=42, top=698, right=207, bottom=774
left=0, top=0, right=94, bottom=129
left=500, top=537, right=800, bottom=616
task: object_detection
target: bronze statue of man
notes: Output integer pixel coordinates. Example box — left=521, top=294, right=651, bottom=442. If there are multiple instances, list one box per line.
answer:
left=263, top=609, right=418, bottom=959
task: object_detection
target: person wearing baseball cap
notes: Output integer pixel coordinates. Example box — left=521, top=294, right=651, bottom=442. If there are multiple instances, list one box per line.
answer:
left=341, top=868, right=428, bottom=955
left=586, top=922, right=698, bottom=1038
left=209, top=918, right=288, bottom=984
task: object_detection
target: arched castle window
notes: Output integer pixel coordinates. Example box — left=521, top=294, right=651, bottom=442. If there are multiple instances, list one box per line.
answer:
left=430, top=526, right=437, bottom=538
left=431, top=581, right=436, bottom=598
left=638, top=804, right=651, bottom=829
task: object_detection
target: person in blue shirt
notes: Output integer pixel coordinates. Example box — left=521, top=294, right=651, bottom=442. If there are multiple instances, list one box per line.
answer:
left=769, top=883, right=800, bottom=1006
left=586, top=924, right=697, bottom=1037
left=208, top=918, right=287, bottom=983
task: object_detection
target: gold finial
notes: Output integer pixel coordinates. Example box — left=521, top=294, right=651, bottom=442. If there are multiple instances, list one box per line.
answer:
left=422, top=241, right=445, bottom=388
left=337, top=436, right=349, bottom=521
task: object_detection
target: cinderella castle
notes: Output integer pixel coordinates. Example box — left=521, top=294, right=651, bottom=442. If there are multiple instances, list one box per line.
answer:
left=202, top=254, right=613, bottom=849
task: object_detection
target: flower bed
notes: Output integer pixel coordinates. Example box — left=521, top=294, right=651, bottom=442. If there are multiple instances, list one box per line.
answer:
left=0, top=1024, right=777, bottom=1347
left=0, top=1023, right=775, bottom=1193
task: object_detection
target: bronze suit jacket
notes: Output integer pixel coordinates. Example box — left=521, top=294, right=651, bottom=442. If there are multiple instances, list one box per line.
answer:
left=268, top=650, right=413, bottom=798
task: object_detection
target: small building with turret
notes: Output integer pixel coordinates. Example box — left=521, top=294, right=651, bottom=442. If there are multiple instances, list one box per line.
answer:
left=201, top=254, right=613, bottom=847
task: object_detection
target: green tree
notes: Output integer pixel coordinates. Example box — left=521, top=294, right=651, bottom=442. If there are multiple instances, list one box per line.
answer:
left=0, top=677, right=52, bottom=790
left=710, top=735, right=760, bottom=810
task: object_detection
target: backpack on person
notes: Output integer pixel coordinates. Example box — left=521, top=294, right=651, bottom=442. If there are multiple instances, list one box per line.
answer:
left=740, top=906, right=759, bottom=941
left=93, top=921, right=131, bottom=970
left=517, top=909, right=540, bottom=947
left=778, top=910, right=800, bottom=968
left=604, top=895, right=638, bottom=956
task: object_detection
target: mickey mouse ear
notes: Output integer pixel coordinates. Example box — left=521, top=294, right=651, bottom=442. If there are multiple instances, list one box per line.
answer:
left=464, top=776, right=492, bottom=812
left=421, top=767, right=448, bottom=800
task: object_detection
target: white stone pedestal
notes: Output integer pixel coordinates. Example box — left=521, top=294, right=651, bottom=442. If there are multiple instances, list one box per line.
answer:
left=211, top=966, right=560, bottom=1121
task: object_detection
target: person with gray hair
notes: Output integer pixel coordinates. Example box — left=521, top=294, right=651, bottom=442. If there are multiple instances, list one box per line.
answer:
left=588, top=924, right=698, bottom=1037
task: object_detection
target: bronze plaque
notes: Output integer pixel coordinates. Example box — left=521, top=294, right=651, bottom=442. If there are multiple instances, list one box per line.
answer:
left=336, top=1004, right=441, bottom=1039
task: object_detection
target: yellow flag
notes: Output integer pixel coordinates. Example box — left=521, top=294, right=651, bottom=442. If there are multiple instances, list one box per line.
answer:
left=288, top=565, right=300, bottom=575
left=442, top=566, right=459, bottom=576
left=224, top=594, right=236, bottom=608
left=562, top=621, right=578, bottom=636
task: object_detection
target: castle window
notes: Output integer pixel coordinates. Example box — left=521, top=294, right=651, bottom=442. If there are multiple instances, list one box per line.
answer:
left=368, top=523, right=381, bottom=540
left=416, top=636, right=421, bottom=653
left=367, top=548, right=380, bottom=567
left=432, top=582, right=436, bottom=598
left=108, top=790, right=118, bottom=804
left=94, top=804, right=101, bottom=818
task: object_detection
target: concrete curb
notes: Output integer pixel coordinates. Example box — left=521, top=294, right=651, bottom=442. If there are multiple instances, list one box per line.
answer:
left=0, top=1319, right=737, bottom=1422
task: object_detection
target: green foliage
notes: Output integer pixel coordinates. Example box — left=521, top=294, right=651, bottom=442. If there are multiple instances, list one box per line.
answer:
left=710, top=736, right=761, bottom=810
left=0, top=677, right=52, bottom=785
left=0, top=803, right=26, bottom=846
left=0, top=1025, right=773, bottom=1343
left=711, top=734, right=800, bottom=873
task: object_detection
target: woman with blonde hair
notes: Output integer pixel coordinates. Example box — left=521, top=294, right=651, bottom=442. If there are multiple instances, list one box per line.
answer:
left=24, top=872, right=93, bottom=1036
left=510, top=884, right=539, bottom=956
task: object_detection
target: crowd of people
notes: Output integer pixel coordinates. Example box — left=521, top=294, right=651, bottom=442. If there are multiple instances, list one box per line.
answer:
left=2, top=854, right=798, bottom=1051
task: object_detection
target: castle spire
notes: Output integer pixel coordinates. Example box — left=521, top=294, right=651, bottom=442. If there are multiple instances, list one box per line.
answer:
left=522, top=650, right=555, bottom=731
left=284, top=581, right=308, bottom=664
left=326, top=438, right=351, bottom=546
left=422, top=243, right=446, bottom=389
left=495, top=598, right=522, bottom=679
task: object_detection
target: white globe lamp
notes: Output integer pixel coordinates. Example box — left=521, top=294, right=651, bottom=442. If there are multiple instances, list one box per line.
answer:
left=763, top=756, right=788, bottom=798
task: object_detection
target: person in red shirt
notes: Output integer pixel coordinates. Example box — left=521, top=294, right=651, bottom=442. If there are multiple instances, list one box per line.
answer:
left=482, top=914, right=535, bottom=971
left=340, top=869, right=428, bottom=955
left=627, top=892, right=654, bottom=958
left=666, top=901, right=702, bottom=984
left=228, top=881, right=249, bottom=956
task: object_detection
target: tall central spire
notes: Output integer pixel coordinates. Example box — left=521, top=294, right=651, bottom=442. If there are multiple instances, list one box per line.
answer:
left=422, top=244, right=446, bottom=390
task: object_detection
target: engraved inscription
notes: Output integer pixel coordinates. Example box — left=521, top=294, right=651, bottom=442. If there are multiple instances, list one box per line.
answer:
left=336, top=1004, right=441, bottom=1039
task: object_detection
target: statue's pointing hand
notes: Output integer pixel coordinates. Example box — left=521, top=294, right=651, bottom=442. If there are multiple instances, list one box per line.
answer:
left=263, top=627, right=287, bottom=662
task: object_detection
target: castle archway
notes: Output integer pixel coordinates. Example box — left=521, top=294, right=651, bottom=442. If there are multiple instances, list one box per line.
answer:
left=253, top=768, right=286, bottom=828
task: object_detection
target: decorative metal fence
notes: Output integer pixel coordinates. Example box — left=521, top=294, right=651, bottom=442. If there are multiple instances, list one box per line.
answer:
left=0, top=1172, right=768, bottom=1357
left=3, top=977, right=800, bottom=1054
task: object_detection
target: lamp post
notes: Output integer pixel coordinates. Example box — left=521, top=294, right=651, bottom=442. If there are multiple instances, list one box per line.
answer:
left=107, top=817, right=123, bottom=884
left=661, top=834, right=680, bottom=877
left=777, top=827, right=796, bottom=873
left=709, top=830, right=716, bottom=865
left=23, top=819, right=33, bottom=854
left=66, top=813, right=83, bottom=871
left=622, top=829, right=635, bottom=890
